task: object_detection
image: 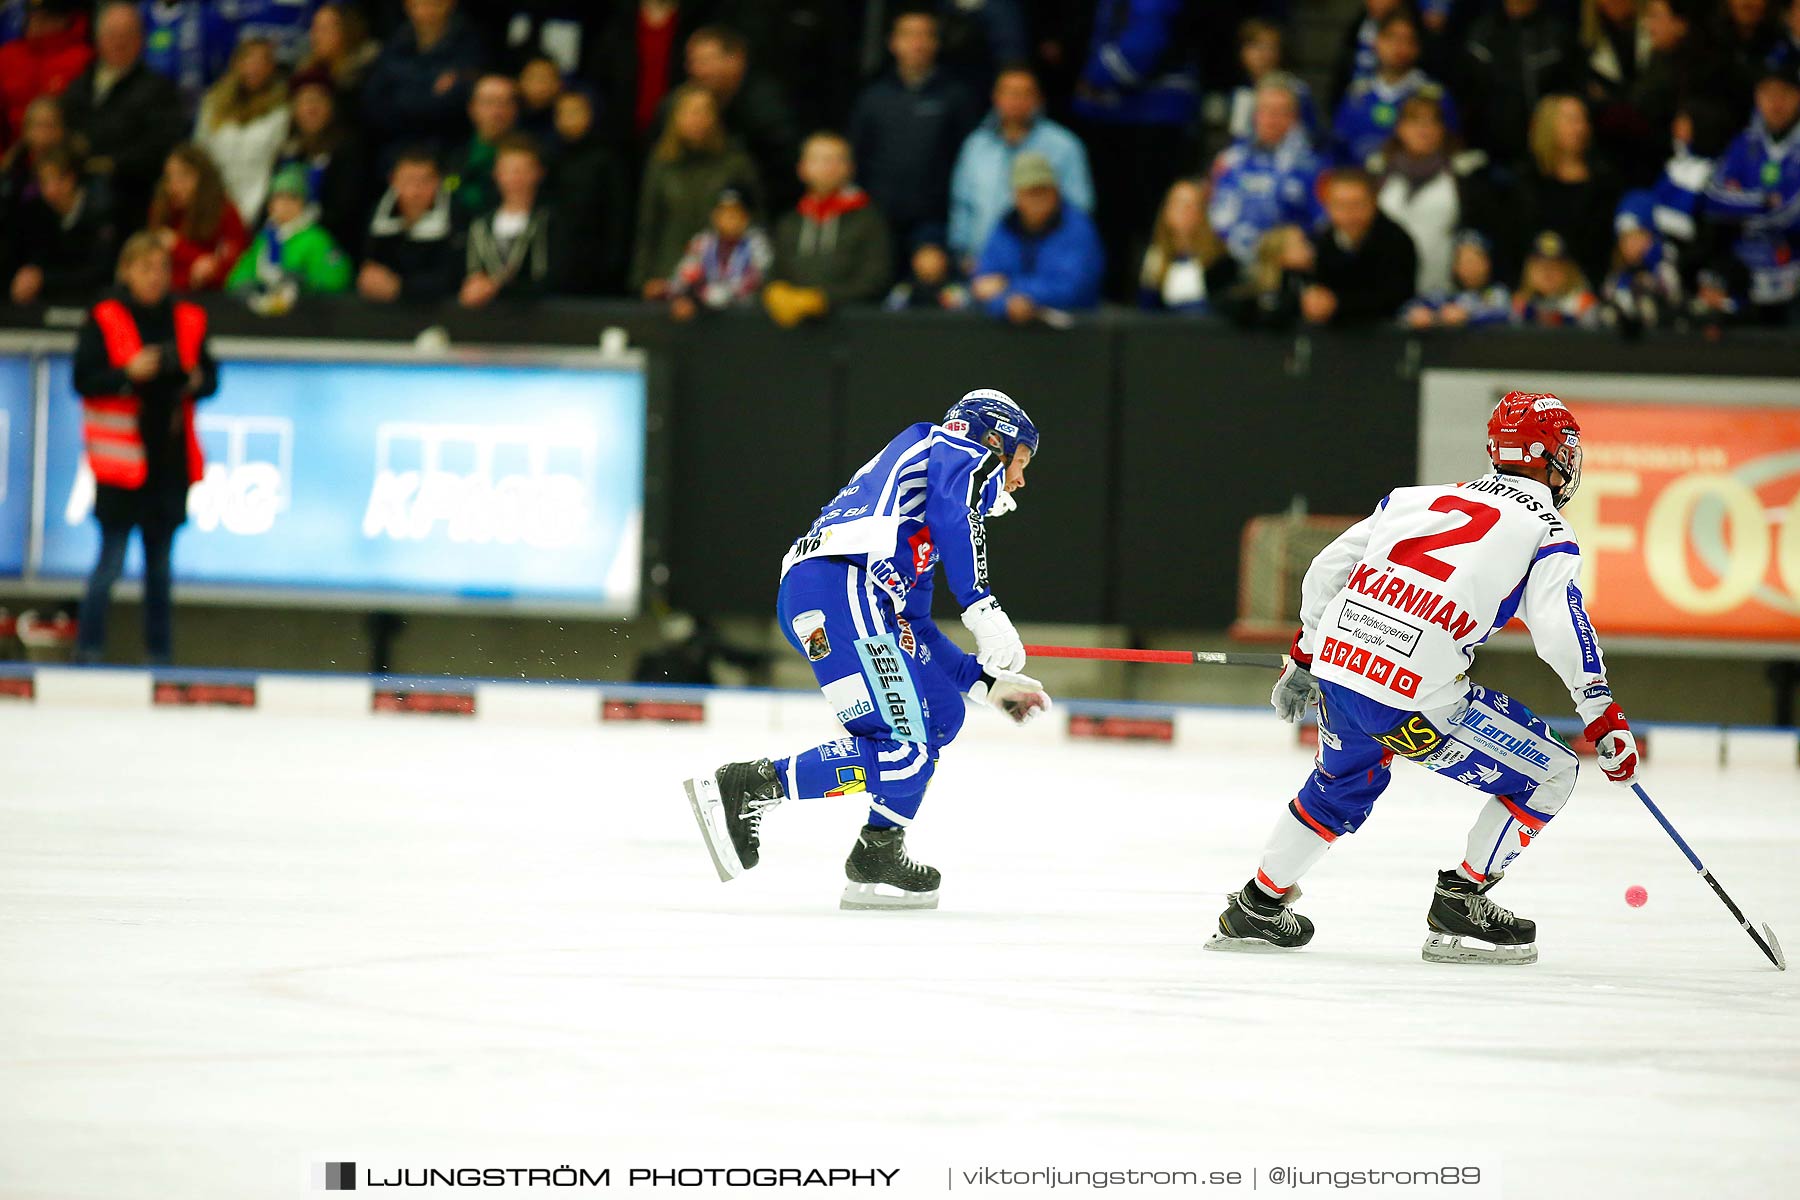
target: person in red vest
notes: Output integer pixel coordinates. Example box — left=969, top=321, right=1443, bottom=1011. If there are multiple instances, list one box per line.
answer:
left=72, top=231, right=217, bottom=665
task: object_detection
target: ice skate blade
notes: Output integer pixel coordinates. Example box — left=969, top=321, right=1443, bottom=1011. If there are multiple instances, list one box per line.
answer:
left=1421, top=932, right=1537, bottom=965
left=682, top=777, right=743, bottom=882
left=1204, top=932, right=1302, bottom=954
left=840, top=882, right=938, bottom=911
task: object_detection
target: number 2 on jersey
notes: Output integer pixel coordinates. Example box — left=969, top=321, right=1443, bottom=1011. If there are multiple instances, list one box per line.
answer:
left=1388, top=496, right=1501, bottom=581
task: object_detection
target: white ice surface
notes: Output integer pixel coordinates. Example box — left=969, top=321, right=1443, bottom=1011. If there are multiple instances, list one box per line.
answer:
left=1, top=703, right=1797, bottom=1199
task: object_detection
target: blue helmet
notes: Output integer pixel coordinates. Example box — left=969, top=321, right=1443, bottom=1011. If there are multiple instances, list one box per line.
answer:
left=942, top=389, right=1040, bottom=462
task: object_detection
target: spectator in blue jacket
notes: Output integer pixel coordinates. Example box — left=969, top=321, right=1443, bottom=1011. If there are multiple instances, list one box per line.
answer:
left=1071, top=0, right=1200, bottom=295
left=360, top=0, right=486, bottom=155
left=1332, top=11, right=1459, bottom=167
left=1209, top=75, right=1326, bottom=265
left=1697, top=58, right=1800, bottom=322
left=849, top=6, right=980, bottom=251
left=947, top=66, right=1094, bottom=268
left=969, top=150, right=1104, bottom=323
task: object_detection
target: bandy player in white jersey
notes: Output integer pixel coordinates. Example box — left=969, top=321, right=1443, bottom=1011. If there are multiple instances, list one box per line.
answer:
left=1209, top=391, right=1641, bottom=964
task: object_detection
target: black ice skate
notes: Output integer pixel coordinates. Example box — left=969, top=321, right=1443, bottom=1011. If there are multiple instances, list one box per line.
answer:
left=1422, top=869, right=1537, bottom=965
left=840, top=825, right=940, bottom=911
left=1205, top=880, right=1315, bottom=952
left=683, top=759, right=783, bottom=881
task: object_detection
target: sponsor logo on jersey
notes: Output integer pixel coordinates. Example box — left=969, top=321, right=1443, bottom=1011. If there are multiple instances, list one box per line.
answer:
left=894, top=617, right=917, bottom=657
left=1319, top=636, right=1423, bottom=700
left=1461, top=475, right=1568, bottom=534
left=1454, top=710, right=1553, bottom=770
left=1336, top=600, right=1423, bottom=656
left=1566, top=582, right=1602, bottom=674
left=1418, top=740, right=1472, bottom=770
left=1344, top=564, right=1479, bottom=641
left=855, top=636, right=922, bottom=742
left=791, top=610, right=832, bottom=660
left=820, top=737, right=860, bottom=761
left=826, top=766, right=868, bottom=796
left=908, top=528, right=935, bottom=577
left=1372, top=713, right=1443, bottom=760
left=967, top=510, right=989, bottom=591
left=1582, top=682, right=1614, bottom=703
left=824, top=674, right=876, bottom=727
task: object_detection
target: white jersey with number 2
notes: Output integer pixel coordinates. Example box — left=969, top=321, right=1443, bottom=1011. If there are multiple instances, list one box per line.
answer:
left=1296, top=471, right=1615, bottom=725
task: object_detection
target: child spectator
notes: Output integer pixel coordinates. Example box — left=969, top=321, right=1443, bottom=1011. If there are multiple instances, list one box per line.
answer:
left=667, top=185, right=771, bottom=319
left=1402, top=229, right=1513, bottom=328
left=444, top=74, right=519, bottom=222
left=968, top=150, right=1104, bottom=325
left=1, top=93, right=85, bottom=227
left=548, top=87, right=626, bottom=295
left=274, top=73, right=369, bottom=258
left=517, top=56, right=562, bottom=146
left=1218, top=223, right=1313, bottom=330
left=295, top=3, right=377, bottom=103
left=1137, top=177, right=1237, bottom=313
left=1332, top=12, right=1457, bottom=167
left=146, top=142, right=247, bottom=291
left=460, top=134, right=562, bottom=306
left=5, top=145, right=116, bottom=305
left=631, top=83, right=761, bottom=297
left=884, top=240, right=969, bottom=311
left=1329, top=0, right=1407, bottom=110
left=227, top=163, right=351, bottom=311
left=1209, top=76, right=1325, bottom=265
left=1512, top=230, right=1601, bottom=326
left=763, top=132, right=892, bottom=327
left=358, top=147, right=460, bottom=303
left=1602, top=197, right=1684, bottom=329
left=194, top=37, right=290, bottom=225
left=1227, top=19, right=1317, bottom=144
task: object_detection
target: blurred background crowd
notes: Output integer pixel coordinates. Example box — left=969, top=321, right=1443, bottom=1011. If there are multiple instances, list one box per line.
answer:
left=2, top=0, right=1799, bottom=333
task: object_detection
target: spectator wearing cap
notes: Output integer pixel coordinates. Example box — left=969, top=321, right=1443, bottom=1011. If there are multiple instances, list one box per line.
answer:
left=677, top=25, right=801, bottom=211
left=1300, top=168, right=1418, bottom=327
left=1369, top=93, right=1506, bottom=297
left=460, top=134, right=564, bottom=306
left=1517, top=94, right=1622, bottom=286
left=358, top=146, right=462, bottom=303
left=848, top=7, right=980, bottom=253
left=1512, top=229, right=1600, bottom=326
left=1461, top=0, right=1580, bottom=170
left=631, top=83, right=762, bottom=298
left=1332, top=11, right=1458, bottom=168
left=0, top=0, right=91, bottom=156
left=194, top=37, right=290, bottom=225
left=227, top=163, right=352, bottom=300
left=1696, top=58, right=1800, bottom=322
left=548, top=87, right=627, bottom=295
left=4, top=144, right=117, bottom=305
left=360, top=0, right=486, bottom=153
left=968, top=150, right=1104, bottom=324
left=443, top=74, right=519, bottom=223
left=274, top=71, right=370, bottom=258
left=1602, top=195, right=1684, bottom=328
left=1208, top=75, right=1325, bottom=265
left=1401, top=229, right=1513, bottom=328
left=60, top=2, right=187, bottom=228
left=762, top=132, right=893, bottom=327
left=668, top=185, right=773, bottom=319
left=947, top=66, right=1094, bottom=269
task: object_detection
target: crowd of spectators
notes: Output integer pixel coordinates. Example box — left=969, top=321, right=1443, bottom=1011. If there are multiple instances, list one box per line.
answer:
left=2, top=0, right=1798, bottom=332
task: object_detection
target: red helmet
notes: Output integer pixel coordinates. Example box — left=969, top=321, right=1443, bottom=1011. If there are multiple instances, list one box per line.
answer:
left=1487, top=391, right=1583, bottom=507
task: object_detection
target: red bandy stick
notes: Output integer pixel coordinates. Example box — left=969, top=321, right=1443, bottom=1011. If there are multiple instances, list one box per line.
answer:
left=1024, top=645, right=1287, bottom=670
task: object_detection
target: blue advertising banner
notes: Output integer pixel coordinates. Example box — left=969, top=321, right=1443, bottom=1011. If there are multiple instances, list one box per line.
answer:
left=34, top=354, right=645, bottom=612
left=0, top=355, right=32, bottom=577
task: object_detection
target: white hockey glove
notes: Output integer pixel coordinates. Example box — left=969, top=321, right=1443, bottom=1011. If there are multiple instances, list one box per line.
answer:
left=961, top=595, right=1026, bottom=673
left=1584, top=704, right=1639, bottom=785
left=1271, top=658, right=1319, bottom=723
left=969, top=668, right=1051, bottom=725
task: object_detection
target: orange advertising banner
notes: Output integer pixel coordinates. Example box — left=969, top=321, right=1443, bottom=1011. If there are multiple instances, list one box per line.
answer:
left=1558, top=403, right=1800, bottom=641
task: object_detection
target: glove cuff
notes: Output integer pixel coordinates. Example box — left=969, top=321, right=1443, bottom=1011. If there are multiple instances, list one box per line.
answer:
left=1584, top=702, right=1629, bottom=743
left=1289, top=628, right=1313, bottom=669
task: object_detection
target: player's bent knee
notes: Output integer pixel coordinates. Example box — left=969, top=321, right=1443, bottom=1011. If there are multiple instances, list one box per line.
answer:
left=872, top=740, right=936, bottom=802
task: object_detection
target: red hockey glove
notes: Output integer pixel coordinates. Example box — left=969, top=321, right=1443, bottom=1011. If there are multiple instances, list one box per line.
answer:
left=1584, top=703, right=1639, bottom=785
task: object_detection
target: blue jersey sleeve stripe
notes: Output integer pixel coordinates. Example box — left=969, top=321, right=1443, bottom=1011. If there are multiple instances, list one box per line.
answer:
left=1534, top=541, right=1578, bottom=561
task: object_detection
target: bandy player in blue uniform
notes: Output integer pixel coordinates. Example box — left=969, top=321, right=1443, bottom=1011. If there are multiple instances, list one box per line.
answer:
left=683, top=391, right=1052, bottom=909
left=1210, top=392, right=1641, bottom=963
